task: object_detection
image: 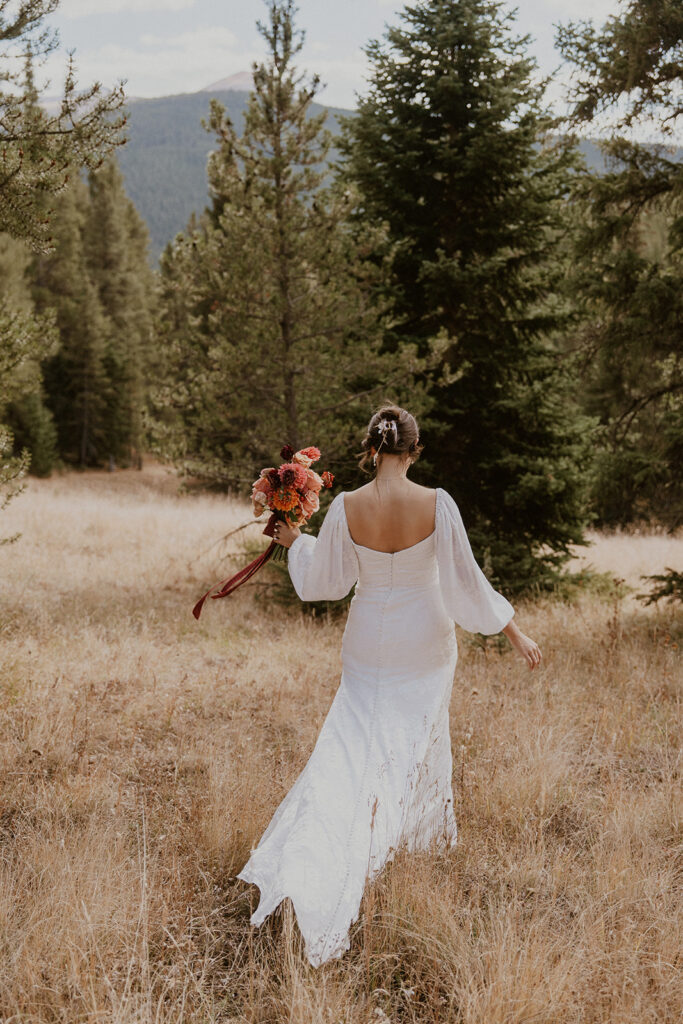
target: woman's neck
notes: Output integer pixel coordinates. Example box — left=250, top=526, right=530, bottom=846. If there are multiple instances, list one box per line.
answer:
left=375, top=456, right=409, bottom=483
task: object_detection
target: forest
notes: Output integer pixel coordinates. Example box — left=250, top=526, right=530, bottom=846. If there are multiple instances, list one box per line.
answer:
left=1, top=0, right=681, bottom=597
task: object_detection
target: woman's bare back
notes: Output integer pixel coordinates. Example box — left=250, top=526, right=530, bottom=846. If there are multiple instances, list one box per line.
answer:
left=343, top=479, right=437, bottom=554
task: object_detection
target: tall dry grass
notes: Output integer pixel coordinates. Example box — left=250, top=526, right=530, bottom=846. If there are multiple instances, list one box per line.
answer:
left=0, top=465, right=680, bottom=1023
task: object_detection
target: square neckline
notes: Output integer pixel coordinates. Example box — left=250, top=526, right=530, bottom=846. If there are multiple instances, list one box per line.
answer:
left=340, top=488, right=441, bottom=555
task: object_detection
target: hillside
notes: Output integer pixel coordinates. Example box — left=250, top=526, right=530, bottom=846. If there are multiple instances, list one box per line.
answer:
left=117, top=88, right=348, bottom=260
left=114, top=87, right=681, bottom=263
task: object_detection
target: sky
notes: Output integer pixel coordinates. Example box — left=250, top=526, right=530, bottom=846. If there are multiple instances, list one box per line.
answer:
left=37, top=0, right=622, bottom=114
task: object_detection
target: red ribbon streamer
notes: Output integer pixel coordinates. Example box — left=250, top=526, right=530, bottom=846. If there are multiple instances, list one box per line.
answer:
left=192, top=513, right=280, bottom=620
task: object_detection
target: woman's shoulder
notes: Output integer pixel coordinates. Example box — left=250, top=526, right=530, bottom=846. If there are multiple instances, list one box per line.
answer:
left=342, top=482, right=373, bottom=504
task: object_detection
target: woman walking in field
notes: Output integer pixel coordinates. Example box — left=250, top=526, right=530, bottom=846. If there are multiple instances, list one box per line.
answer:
left=237, top=405, right=542, bottom=966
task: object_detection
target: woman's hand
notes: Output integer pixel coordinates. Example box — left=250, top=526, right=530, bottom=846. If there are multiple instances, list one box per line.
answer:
left=502, top=619, right=542, bottom=670
left=273, top=520, right=301, bottom=548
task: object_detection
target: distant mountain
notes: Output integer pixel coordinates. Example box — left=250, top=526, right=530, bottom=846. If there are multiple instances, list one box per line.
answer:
left=82, top=82, right=679, bottom=264
left=200, top=71, right=254, bottom=92
left=115, top=86, right=348, bottom=262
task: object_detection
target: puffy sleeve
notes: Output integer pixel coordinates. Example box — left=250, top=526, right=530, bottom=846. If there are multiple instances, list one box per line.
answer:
left=435, top=487, right=514, bottom=634
left=287, top=492, right=359, bottom=602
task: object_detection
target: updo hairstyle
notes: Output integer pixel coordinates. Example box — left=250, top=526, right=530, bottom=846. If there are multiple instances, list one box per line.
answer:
left=358, top=404, right=424, bottom=474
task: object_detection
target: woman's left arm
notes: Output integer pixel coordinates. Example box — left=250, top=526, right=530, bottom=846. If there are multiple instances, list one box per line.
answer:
left=502, top=617, right=542, bottom=670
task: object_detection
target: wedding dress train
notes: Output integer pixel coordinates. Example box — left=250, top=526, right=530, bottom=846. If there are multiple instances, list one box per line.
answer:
left=236, top=487, right=514, bottom=967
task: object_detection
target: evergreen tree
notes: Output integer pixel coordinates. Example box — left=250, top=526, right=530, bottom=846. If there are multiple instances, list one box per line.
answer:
left=0, top=234, right=58, bottom=478
left=32, top=179, right=112, bottom=466
left=341, top=0, right=592, bottom=591
left=0, top=0, right=126, bottom=254
left=0, top=299, right=56, bottom=537
left=83, top=158, right=155, bottom=466
left=1, top=0, right=124, bottom=529
left=5, top=388, right=57, bottom=476
left=155, top=0, right=415, bottom=489
left=25, top=159, right=156, bottom=469
left=557, top=0, right=682, bottom=529
left=557, top=0, right=682, bottom=137
left=0, top=425, right=28, bottom=545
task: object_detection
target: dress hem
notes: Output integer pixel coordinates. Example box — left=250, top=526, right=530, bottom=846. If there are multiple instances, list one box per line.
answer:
left=236, top=865, right=352, bottom=967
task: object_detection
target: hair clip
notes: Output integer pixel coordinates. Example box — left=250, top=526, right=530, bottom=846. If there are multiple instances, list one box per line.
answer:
left=377, top=418, right=398, bottom=440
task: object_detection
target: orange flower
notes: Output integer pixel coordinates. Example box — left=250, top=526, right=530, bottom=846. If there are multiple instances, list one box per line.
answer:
left=271, top=486, right=300, bottom=512
left=321, top=470, right=334, bottom=488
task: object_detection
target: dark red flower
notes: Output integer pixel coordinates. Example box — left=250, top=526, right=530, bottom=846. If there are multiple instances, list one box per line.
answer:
left=280, top=444, right=295, bottom=460
left=279, top=462, right=308, bottom=489
left=267, top=469, right=280, bottom=488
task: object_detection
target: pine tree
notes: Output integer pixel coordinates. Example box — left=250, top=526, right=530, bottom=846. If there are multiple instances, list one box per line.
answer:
left=557, top=0, right=683, bottom=137
left=341, top=0, right=593, bottom=592
left=557, top=0, right=682, bottom=530
left=1, top=1, right=125, bottom=529
left=0, top=301, right=55, bottom=538
left=0, top=232, right=58, bottom=477
left=24, top=159, right=156, bottom=469
left=155, top=0, right=414, bottom=490
left=0, top=1, right=126, bottom=254
left=32, top=179, right=112, bottom=467
left=83, top=158, right=155, bottom=466
left=5, top=388, right=57, bottom=475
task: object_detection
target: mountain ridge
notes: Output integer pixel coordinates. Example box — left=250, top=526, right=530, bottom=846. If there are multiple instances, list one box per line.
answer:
left=116, top=86, right=349, bottom=260
left=76, top=85, right=678, bottom=263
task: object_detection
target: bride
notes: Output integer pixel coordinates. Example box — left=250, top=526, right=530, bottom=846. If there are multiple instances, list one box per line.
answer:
left=237, top=405, right=542, bottom=967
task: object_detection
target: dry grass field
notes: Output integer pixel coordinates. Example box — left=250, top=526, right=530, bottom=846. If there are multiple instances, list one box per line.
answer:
left=0, top=465, right=680, bottom=1023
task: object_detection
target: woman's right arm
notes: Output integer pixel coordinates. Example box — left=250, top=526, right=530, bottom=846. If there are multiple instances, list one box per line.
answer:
left=435, top=488, right=542, bottom=669
left=286, top=493, right=359, bottom=602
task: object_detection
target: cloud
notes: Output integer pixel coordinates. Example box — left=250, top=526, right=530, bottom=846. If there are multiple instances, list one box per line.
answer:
left=59, top=0, right=197, bottom=17
left=520, top=0, right=617, bottom=19
left=37, top=0, right=627, bottom=114
left=310, top=51, right=372, bottom=108
left=39, top=25, right=258, bottom=98
left=38, top=17, right=368, bottom=109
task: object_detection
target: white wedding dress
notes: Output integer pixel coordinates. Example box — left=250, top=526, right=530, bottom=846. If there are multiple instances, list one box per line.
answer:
left=237, top=487, right=514, bottom=967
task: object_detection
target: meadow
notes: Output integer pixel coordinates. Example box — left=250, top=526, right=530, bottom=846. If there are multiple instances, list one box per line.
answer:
left=0, top=465, right=680, bottom=1023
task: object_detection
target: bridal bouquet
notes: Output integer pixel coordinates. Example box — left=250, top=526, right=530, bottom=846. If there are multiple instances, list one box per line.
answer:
left=192, top=444, right=334, bottom=619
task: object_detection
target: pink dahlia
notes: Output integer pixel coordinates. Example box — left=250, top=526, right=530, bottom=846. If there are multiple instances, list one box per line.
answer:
left=279, top=462, right=308, bottom=489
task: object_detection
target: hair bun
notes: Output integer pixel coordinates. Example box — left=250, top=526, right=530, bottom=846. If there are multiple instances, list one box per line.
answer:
left=358, top=404, right=424, bottom=473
